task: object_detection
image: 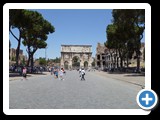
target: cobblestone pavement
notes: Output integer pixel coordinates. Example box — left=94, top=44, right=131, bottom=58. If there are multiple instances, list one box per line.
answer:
left=93, top=71, right=145, bottom=88
left=9, top=70, right=144, bottom=109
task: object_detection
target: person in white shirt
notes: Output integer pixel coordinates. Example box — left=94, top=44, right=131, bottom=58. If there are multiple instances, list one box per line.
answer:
left=79, top=68, right=82, bottom=77
left=81, top=68, right=85, bottom=81
left=79, top=68, right=81, bottom=74
left=59, top=68, right=64, bottom=80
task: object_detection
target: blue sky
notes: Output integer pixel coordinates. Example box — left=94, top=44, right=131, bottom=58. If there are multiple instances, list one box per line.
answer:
left=10, top=9, right=145, bottom=59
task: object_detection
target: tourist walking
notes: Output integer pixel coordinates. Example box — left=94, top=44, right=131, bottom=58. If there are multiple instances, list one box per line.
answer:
left=22, top=67, right=27, bottom=80
left=79, top=68, right=82, bottom=77
left=51, top=66, right=54, bottom=75
left=59, top=68, right=64, bottom=80
left=54, top=68, right=59, bottom=79
left=79, top=68, right=81, bottom=74
left=81, top=68, right=85, bottom=81
left=62, top=67, right=66, bottom=75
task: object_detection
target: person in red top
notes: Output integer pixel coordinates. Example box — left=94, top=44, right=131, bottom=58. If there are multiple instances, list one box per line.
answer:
left=62, top=67, right=66, bottom=75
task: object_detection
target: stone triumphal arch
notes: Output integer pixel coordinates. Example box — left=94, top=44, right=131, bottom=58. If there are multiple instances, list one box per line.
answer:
left=60, top=45, right=92, bottom=70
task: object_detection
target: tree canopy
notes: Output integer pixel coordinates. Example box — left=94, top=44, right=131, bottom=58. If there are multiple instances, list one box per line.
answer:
left=10, top=9, right=55, bottom=71
left=105, top=9, right=145, bottom=69
left=9, top=9, right=28, bottom=66
left=39, top=57, right=47, bottom=66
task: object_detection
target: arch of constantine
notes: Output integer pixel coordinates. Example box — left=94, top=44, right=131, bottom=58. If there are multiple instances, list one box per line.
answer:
left=60, top=45, right=92, bottom=70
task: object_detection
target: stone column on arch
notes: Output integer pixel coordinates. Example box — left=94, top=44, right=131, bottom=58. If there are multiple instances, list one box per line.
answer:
left=60, top=53, right=64, bottom=67
left=69, top=53, right=72, bottom=69
left=79, top=53, right=83, bottom=68
left=88, top=53, right=92, bottom=68
left=80, top=59, right=83, bottom=68
left=100, top=55, right=103, bottom=70
left=95, top=54, right=97, bottom=68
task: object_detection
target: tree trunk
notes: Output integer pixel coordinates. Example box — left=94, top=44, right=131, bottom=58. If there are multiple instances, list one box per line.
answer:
left=136, top=40, right=141, bottom=72
left=117, top=57, right=119, bottom=68
left=120, top=57, right=123, bottom=68
left=27, top=53, right=30, bottom=67
left=136, top=51, right=140, bottom=72
left=118, top=50, right=123, bottom=68
left=127, top=55, right=129, bottom=68
left=16, top=41, right=20, bottom=66
left=115, top=49, right=118, bottom=68
left=31, top=53, right=34, bottom=73
left=26, top=46, right=31, bottom=67
left=111, top=54, right=113, bottom=68
left=108, top=50, right=114, bottom=69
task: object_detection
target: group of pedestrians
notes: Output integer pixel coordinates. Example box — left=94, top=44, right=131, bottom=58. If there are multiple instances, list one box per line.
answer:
left=50, top=67, right=66, bottom=80
left=20, top=66, right=86, bottom=81
left=50, top=67, right=86, bottom=81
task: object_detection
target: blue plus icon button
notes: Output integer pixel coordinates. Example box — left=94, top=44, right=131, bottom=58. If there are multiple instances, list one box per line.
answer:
left=141, top=93, right=153, bottom=106
left=137, top=89, right=158, bottom=110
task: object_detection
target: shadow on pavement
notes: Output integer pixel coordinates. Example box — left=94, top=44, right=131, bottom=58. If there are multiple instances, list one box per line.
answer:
left=9, top=73, right=21, bottom=77
left=9, top=72, right=47, bottom=77
left=106, top=71, right=145, bottom=76
left=124, top=73, right=145, bottom=77
left=107, top=72, right=127, bottom=74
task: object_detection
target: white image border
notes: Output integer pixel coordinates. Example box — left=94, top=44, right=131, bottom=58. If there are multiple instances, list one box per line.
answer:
left=3, top=3, right=151, bottom=115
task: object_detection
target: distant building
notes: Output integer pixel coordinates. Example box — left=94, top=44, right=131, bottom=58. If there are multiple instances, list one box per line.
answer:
left=95, top=42, right=145, bottom=69
left=60, top=45, right=92, bottom=69
left=9, top=48, right=26, bottom=65
left=95, top=43, right=108, bottom=69
left=10, top=48, right=16, bottom=60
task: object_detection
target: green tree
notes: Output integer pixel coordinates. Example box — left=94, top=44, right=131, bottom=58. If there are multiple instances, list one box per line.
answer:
left=106, top=9, right=145, bottom=69
left=132, top=10, right=145, bottom=71
left=21, top=10, right=55, bottom=72
left=39, top=57, right=47, bottom=66
left=53, top=57, right=60, bottom=63
left=9, top=9, right=27, bottom=66
left=111, top=10, right=136, bottom=68
left=105, top=24, right=119, bottom=68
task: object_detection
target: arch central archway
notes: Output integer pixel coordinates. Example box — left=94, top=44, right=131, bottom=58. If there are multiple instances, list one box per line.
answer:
left=72, top=56, right=80, bottom=69
left=84, top=61, right=88, bottom=68
left=64, top=61, right=69, bottom=70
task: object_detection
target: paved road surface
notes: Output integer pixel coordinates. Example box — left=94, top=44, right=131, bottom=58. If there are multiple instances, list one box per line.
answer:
left=9, top=70, right=142, bottom=109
